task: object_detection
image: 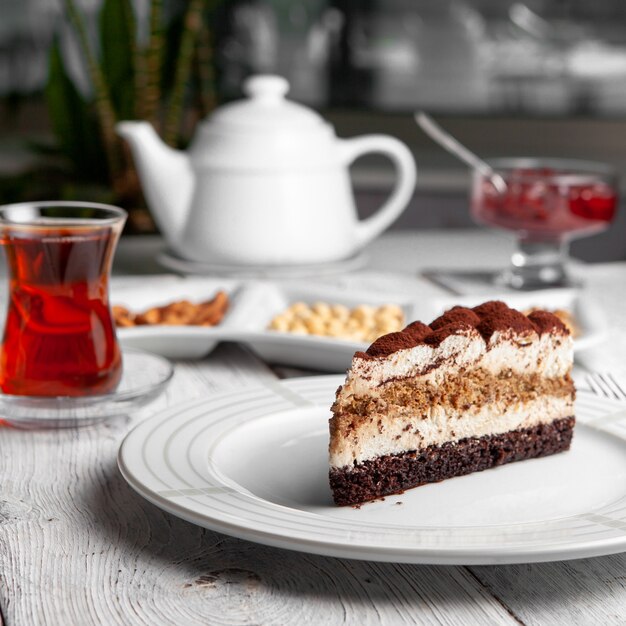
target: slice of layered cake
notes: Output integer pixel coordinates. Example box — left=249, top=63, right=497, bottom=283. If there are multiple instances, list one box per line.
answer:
left=329, top=301, right=575, bottom=506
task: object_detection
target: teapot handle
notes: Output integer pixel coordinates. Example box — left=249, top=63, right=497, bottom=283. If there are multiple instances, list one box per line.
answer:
left=339, top=135, right=417, bottom=247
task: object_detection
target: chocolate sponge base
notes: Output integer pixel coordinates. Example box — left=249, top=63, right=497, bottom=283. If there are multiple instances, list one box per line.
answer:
left=329, top=416, right=575, bottom=506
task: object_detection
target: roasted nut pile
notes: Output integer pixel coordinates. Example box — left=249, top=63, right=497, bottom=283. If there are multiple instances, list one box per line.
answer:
left=113, top=291, right=229, bottom=327
left=268, top=301, right=405, bottom=342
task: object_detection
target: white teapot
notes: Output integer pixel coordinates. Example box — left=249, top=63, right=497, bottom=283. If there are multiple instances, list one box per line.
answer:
left=117, top=75, right=416, bottom=266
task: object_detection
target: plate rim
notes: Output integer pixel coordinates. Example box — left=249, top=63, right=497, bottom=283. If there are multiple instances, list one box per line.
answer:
left=117, top=376, right=626, bottom=564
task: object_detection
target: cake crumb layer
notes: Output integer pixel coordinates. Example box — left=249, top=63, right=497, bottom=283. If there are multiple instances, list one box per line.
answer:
left=329, top=416, right=574, bottom=506
left=333, top=369, right=574, bottom=425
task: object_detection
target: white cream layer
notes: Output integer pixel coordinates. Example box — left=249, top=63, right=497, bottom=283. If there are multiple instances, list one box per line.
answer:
left=340, top=328, right=573, bottom=399
left=329, top=395, right=573, bottom=469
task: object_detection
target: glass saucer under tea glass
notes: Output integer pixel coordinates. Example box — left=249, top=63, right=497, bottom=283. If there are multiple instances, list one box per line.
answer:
left=471, top=158, right=618, bottom=290
left=0, top=348, right=173, bottom=429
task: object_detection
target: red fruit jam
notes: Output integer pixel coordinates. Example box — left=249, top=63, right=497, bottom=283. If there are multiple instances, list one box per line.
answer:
left=472, top=167, right=618, bottom=237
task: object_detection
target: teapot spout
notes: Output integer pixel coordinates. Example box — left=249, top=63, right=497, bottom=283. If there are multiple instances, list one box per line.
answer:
left=116, top=121, right=193, bottom=242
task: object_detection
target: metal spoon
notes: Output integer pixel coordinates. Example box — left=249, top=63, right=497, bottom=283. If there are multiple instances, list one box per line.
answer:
left=415, top=111, right=508, bottom=193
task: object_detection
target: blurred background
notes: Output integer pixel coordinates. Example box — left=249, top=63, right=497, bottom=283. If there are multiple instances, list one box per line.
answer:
left=1, top=0, right=626, bottom=260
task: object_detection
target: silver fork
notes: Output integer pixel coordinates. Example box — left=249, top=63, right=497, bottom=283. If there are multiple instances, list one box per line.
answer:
left=586, top=372, right=626, bottom=402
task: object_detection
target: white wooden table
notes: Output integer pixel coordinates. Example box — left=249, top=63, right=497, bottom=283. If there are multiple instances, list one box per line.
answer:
left=1, top=230, right=625, bottom=626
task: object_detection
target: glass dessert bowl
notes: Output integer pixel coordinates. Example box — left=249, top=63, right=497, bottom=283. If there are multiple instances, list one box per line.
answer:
left=471, top=158, right=618, bottom=289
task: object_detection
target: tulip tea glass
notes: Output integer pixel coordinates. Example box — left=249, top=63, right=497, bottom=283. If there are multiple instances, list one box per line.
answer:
left=0, top=202, right=127, bottom=397
left=471, top=158, right=618, bottom=289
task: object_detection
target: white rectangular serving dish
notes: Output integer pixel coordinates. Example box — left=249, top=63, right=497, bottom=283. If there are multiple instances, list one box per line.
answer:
left=112, top=278, right=606, bottom=369
left=112, top=277, right=242, bottom=359
left=229, top=281, right=421, bottom=371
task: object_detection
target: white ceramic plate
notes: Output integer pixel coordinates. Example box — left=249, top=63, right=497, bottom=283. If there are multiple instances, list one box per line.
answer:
left=113, top=279, right=607, bottom=368
left=119, top=376, right=626, bottom=565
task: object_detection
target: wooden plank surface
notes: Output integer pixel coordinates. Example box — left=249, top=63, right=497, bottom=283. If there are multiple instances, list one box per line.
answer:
left=470, top=558, right=626, bottom=626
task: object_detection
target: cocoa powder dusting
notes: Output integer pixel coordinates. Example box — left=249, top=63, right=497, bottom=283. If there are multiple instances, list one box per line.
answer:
left=366, top=331, right=420, bottom=357
left=403, top=321, right=431, bottom=341
left=424, top=322, right=474, bottom=346
left=527, top=310, right=568, bottom=335
left=472, top=300, right=510, bottom=317
left=430, top=306, right=480, bottom=330
left=475, top=306, right=536, bottom=340
left=360, top=300, right=569, bottom=359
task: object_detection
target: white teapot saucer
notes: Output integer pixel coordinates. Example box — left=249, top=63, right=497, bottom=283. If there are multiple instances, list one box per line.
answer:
left=157, top=248, right=368, bottom=278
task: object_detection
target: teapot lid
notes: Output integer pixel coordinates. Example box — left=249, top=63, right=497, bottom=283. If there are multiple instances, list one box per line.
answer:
left=205, top=75, right=325, bottom=132
left=193, top=74, right=339, bottom=170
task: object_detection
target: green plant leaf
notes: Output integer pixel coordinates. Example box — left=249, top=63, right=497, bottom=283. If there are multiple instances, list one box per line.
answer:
left=45, top=39, right=107, bottom=182
left=46, top=41, right=85, bottom=164
left=99, top=0, right=136, bottom=120
left=161, top=10, right=184, bottom=96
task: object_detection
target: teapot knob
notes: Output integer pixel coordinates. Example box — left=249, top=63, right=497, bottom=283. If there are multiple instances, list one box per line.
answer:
left=243, top=75, right=290, bottom=101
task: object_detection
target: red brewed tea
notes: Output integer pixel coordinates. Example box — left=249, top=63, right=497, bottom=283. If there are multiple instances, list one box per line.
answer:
left=0, top=225, right=122, bottom=396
